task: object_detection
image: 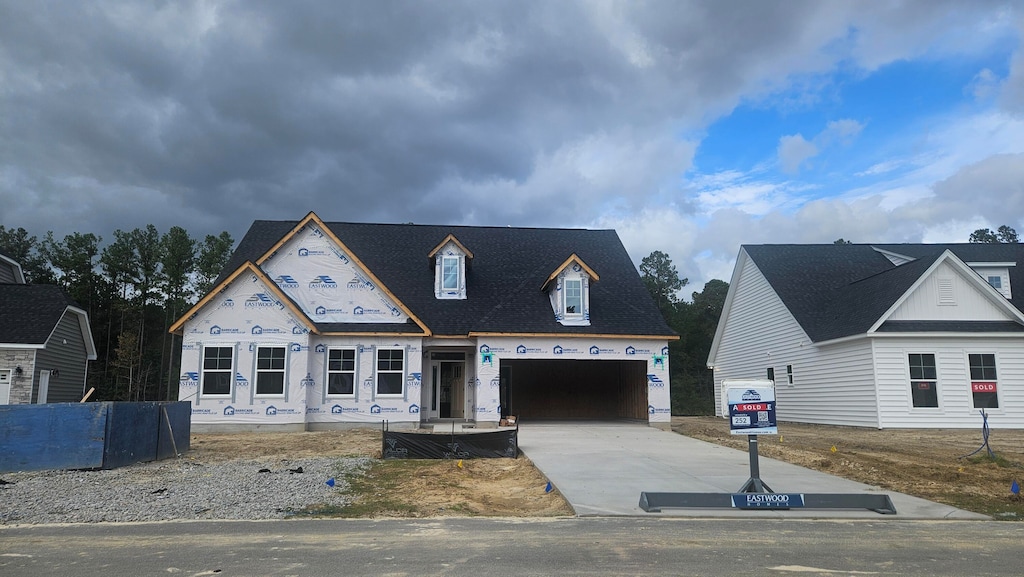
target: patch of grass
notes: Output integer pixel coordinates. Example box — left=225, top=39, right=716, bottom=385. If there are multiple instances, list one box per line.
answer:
left=293, top=459, right=440, bottom=518
left=965, top=454, right=1021, bottom=469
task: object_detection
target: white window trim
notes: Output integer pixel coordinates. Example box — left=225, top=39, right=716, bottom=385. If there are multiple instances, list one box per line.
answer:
left=375, top=347, right=405, bottom=397
left=967, top=352, right=1000, bottom=411
left=201, top=345, right=234, bottom=397
left=563, top=278, right=583, bottom=317
left=907, top=352, right=940, bottom=409
left=254, top=345, right=287, bottom=397
left=327, top=347, right=358, bottom=397
left=442, top=256, right=460, bottom=291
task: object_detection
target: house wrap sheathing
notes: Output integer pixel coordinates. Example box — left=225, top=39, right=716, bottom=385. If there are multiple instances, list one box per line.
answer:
left=172, top=212, right=676, bottom=431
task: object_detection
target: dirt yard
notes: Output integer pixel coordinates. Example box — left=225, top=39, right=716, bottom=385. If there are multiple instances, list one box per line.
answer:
left=190, top=419, right=1024, bottom=519
left=672, top=416, right=1024, bottom=519
left=189, top=429, right=574, bottom=518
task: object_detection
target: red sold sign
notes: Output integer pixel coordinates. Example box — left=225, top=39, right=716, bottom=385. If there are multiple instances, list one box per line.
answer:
left=735, top=403, right=769, bottom=412
left=971, top=382, right=997, bottom=393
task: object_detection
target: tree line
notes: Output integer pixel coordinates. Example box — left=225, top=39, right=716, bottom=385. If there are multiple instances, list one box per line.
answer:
left=640, top=250, right=726, bottom=415
left=0, top=224, right=235, bottom=402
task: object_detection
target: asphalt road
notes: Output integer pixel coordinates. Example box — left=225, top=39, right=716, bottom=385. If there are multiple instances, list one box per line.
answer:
left=2, top=517, right=1021, bottom=576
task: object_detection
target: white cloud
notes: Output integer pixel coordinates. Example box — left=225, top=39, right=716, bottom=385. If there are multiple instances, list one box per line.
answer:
left=778, top=134, right=819, bottom=174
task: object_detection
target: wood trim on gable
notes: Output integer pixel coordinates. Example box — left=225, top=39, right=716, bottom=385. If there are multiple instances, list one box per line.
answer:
left=168, top=261, right=316, bottom=336
left=540, top=253, right=600, bottom=291
left=172, top=211, right=432, bottom=338
left=427, top=234, right=474, bottom=260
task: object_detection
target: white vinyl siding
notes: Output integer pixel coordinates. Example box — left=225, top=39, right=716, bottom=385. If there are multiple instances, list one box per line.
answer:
left=889, top=262, right=1010, bottom=321
left=873, top=337, right=1024, bottom=428
left=711, top=253, right=880, bottom=427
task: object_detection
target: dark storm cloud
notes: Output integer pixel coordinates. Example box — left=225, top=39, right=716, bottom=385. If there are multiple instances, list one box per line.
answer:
left=0, top=0, right=1016, bottom=251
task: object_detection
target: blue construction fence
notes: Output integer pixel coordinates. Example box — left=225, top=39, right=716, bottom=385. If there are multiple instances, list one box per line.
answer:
left=0, top=401, right=191, bottom=473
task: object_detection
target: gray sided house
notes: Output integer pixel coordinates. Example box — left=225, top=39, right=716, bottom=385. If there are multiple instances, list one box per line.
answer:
left=0, top=253, right=97, bottom=404
left=171, top=212, right=676, bottom=431
left=708, top=243, right=1024, bottom=429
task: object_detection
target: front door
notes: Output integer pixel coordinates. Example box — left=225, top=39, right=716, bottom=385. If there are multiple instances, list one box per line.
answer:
left=438, top=362, right=464, bottom=418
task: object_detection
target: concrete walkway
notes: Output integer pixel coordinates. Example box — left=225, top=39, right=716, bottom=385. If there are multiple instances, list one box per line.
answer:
left=517, top=422, right=989, bottom=519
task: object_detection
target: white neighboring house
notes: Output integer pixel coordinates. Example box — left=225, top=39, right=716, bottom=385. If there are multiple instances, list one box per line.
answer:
left=707, top=243, right=1024, bottom=429
left=171, top=212, right=676, bottom=431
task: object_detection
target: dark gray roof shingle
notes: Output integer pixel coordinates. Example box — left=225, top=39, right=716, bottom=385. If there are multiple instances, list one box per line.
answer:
left=743, top=243, right=1024, bottom=342
left=220, top=220, right=675, bottom=338
left=0, top=284, right=80, bottom=344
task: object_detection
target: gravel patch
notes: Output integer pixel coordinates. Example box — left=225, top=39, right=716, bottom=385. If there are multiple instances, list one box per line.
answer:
left=0, top=456, right=371, bottom=525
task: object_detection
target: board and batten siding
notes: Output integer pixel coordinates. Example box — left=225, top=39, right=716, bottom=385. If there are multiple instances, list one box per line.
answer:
left=712, top=253, right=879, bottom=427
left=872, top=336, right=1024, bottom=429
left=888, top=261, right=1009, bottom=322
left=32, top=311, right=89, bottom=403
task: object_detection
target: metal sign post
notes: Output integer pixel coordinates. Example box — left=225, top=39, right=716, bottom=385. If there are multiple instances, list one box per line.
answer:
left=726, top=380, right=777, bottom=494
left=639, top=378, right=897, bottom=515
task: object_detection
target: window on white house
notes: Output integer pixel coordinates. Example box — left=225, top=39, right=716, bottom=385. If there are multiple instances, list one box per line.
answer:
left=766, top=367, right=774, bottom=382
left=255, top=346, right=286, bottom=395
left=202, top=346, right=233, bottom=396
left=442, top=256, right=460, bottom=291
left=908, top=353, right=938, bottom=408
left=968, top=353, right=999, bottom=409
left=786, top=364, right=793, bottom=386
left=376, top=348, right=404, bottom=395
left=328, top=348, right=356, bottom=396
left=987, top=276, right=1002, bottom=290
left=564, top=279, right=582, bottom=316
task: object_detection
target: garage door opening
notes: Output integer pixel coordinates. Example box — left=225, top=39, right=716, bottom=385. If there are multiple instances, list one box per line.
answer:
left=499, top=359, right=648, bottom=421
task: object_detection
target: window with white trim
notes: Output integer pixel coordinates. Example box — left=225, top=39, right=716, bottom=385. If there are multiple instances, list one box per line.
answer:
left=987, top=276, right=1002, bottom=289
left=564, top=278, right=583, bottom=316
left=908, top=353, right=938, bottom=408
left=786, top=364, right=793, bottom=386
left=255, top=346, right=286, bottom=395
left=202, top=346, right=233, bottom=396
left=328, top=348, right=356, bottom=396
left=968, top=353, right=999, bottom=409
left=442, top=256, right=460, bottom=291
left=376, top=348, right=404, bottom=395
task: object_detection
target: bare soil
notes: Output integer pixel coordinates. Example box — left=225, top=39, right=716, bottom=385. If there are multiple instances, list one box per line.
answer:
left=189, top=430, right=574, bottom=518
left=672, top=416, right=1024, bottom=519
left=190, top=419, right=1024, bottom=519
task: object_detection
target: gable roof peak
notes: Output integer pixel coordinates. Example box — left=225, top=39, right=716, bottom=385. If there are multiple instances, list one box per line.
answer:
left=428, top=233, right=474, bottom=260
left=541, top=253, right=600, bottom=291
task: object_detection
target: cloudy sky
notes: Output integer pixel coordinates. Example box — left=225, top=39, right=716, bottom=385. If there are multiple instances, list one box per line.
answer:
left=2, top=1, right=1023, bottom=294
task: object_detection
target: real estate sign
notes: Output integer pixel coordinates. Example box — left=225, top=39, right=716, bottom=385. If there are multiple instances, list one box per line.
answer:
left=723, top=380, right=777, bottom=435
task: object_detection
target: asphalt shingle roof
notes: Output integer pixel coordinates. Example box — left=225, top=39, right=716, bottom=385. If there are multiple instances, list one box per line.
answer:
left=0, top=284, right=79, bottom=344
left=220, top=220, right=675, bottom=338
left=743, top=243, right=1024, bottom=342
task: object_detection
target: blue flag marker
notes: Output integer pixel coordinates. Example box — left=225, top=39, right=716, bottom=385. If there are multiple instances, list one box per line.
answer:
left=544, top=481, right=553, bottom=493
left=326, top=477, right=336, bottom=488
left=1012, top=480, right=1020, bottom=495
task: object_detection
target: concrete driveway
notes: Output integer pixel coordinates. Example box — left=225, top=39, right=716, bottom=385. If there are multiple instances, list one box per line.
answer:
left=517, top=422, right=988, bottom=519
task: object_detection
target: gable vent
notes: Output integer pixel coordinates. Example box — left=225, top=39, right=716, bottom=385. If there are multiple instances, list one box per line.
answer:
left=937, top=278, right=956, bottom=306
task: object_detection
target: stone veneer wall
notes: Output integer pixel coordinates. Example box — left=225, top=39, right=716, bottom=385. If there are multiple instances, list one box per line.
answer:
left=0, top=350, right=36, bottom=404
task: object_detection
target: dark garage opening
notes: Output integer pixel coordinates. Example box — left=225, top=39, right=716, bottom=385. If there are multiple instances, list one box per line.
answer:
left=499, top=359, right=648, bottom=421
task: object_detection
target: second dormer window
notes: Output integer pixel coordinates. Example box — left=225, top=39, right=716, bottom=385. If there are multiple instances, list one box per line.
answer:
left=442, top=256, right=460, bottom=291
left=564, top=278, right=582, bottom=316
left=430, top=235, right=472, bottom=300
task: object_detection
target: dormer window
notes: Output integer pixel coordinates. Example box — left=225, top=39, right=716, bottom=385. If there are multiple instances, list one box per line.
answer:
left=543, top=254, right=599, bottom=327
left=967, top=262, right=1014, bottom=299
left=564, top=279, right=582, bottom=316
left=442, top=256, right=460, bottom=291
left=429, top=234, right=473, bottom=300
